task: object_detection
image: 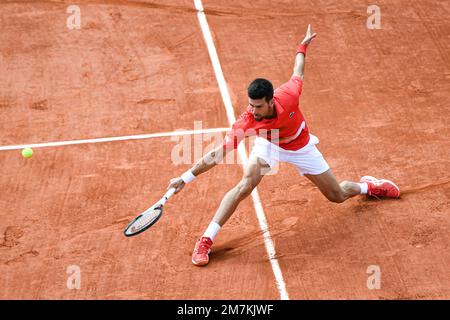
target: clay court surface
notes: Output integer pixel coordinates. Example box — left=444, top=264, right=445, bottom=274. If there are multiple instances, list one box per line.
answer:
left=1, top=0, right=449, bottom=299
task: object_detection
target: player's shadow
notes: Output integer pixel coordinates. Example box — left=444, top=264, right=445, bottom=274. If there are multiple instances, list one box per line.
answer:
left=210, top=230, right=266, bottom=263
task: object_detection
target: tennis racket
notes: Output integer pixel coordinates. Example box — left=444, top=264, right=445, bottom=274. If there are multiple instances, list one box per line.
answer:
left=123, top=188, right=176, bottom=237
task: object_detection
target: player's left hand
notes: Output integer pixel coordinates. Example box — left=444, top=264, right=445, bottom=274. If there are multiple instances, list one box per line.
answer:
left=301, top=24, right=317, bottom=46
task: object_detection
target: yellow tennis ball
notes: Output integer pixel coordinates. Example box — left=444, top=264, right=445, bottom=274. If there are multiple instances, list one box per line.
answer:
left=22, top=147, right=33, bottom=158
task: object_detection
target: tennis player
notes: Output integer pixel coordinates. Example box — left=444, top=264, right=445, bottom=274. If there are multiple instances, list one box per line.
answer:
left=168, top=25, right=400, bottom=266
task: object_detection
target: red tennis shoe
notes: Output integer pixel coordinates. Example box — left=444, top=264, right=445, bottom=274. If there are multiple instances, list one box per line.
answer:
left=360, top=176, right=400, bottom=198
left=192, top=237, right=213, bottom=266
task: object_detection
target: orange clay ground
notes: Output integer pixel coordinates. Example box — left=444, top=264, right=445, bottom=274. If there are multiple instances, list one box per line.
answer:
left=0, top=0, right=449, bottom=299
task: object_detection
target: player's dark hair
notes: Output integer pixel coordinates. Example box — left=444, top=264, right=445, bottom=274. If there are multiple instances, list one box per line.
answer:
left=248, top=78, right=274, bottom=102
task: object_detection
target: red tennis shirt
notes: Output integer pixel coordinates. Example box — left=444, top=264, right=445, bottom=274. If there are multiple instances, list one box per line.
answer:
left=223, top=75, right=310, bottom=151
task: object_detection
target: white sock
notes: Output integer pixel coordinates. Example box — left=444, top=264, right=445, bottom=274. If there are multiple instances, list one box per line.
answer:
left=358, top=182, right=368, bottom=194
left=202, top=222, right=221, bottom=241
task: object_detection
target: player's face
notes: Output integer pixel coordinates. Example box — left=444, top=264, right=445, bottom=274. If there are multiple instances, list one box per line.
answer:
left=248, top=98, right=274, bottom=122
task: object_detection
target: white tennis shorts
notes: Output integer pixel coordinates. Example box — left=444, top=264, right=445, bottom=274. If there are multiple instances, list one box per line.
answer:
left=250, top=134, right=330, bottom=176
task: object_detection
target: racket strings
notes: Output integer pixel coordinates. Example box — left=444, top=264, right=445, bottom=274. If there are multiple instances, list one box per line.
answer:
left=129, top=207, right=161, bottom=233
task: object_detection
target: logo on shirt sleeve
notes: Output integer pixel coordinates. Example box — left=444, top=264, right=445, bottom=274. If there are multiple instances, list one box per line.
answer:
left=289, top=111, right=295, bottom=118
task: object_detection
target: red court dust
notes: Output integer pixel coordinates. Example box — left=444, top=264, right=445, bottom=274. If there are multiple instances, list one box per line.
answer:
left=1, top=0, right=449, bottom=300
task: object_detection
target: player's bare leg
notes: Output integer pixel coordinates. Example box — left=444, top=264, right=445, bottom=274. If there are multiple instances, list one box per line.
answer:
left=304, top=169, right=400, bottom=203
left=304, top=169, right=360, bottom=203
left=192, top=154, right=269, bottom=266
left=212, top=155, right=269, bottom=225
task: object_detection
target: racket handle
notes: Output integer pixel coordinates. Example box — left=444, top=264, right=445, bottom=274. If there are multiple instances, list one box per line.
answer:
left=160, top=188, right=176, bottom=205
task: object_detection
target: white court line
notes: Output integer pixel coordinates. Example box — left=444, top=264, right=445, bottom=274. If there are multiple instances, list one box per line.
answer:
left=0, top=127, right=230, bottom=151
left=194, top=0, right=290, bottom=300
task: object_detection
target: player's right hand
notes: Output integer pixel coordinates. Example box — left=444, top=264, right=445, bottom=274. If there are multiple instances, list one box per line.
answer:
left=167, top=177, right=186, bottom=194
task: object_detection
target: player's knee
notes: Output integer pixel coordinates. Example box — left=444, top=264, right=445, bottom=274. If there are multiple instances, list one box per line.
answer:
left=237, top=178, right=256, bottom=199
left=326, top=189, right=346, bottom=203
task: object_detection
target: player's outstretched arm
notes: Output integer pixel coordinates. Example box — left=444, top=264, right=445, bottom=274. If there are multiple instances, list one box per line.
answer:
left=293, top=24, right=317, bottom=80
left=191, top=145, right=229, bottom=176
left=167, top=144, right=231, bottom=194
